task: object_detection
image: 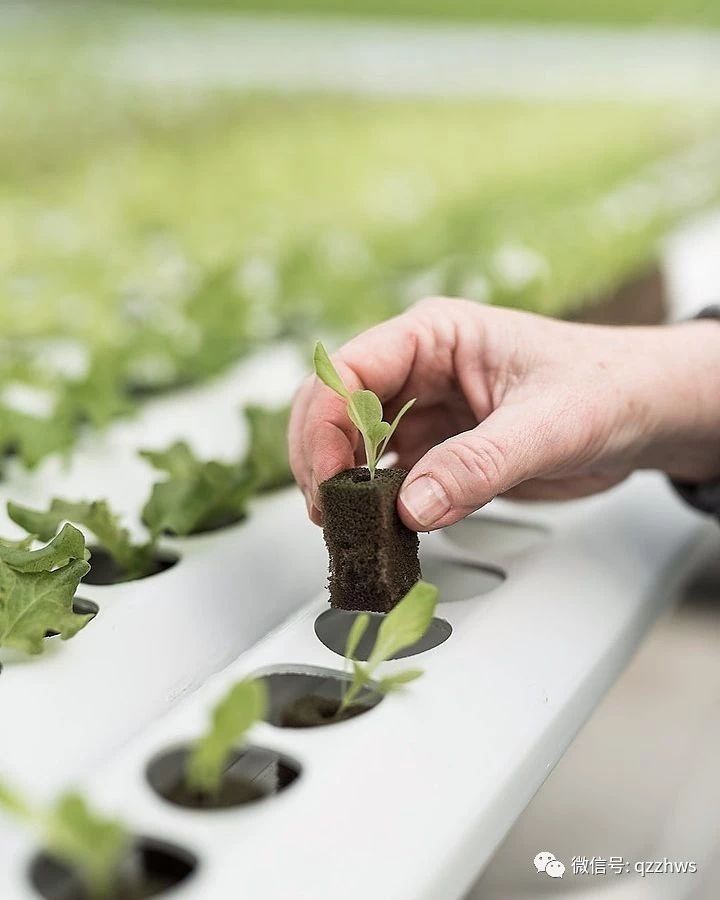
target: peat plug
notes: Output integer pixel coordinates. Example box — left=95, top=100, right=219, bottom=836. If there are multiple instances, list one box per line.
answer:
left=320, top=467, right=421, bottom=612
left=312, top=341, right=422, bottom=613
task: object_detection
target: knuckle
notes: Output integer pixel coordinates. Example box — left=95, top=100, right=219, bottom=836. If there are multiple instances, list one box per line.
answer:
left=437, top=435, right=508, bottom=504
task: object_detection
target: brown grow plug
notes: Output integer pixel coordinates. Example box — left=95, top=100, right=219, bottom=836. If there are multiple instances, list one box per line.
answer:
left=313, top=343, right=421, bottom=612
left=320, top=467, right=421, bottom=611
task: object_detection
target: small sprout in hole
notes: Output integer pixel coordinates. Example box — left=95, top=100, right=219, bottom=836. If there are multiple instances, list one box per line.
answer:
left=0, top=778, right=129, bottom=900
left=337, top=579, right=438, bottom=717
left=8, top=498, right=157, bottom=582
left=0, top=525, right=91, bottom=654
left=313, top=342, right=415, bottom=479
left=186, top=677, right=267, bottom=798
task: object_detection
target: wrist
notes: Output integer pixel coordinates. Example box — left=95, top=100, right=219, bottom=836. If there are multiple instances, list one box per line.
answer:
left=633, top=320, right=720, bottom=482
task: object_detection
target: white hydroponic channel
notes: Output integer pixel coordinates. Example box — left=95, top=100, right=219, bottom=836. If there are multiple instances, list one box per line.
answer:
left=1, top=210, right=719, bottom=898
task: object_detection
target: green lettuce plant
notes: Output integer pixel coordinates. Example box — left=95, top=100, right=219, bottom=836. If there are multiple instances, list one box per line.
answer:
left=141, top=404, right=293, bottom=537
left=186, top=678, right=267, bottom=797
left=8, top=499, right=156, bottom=582
left=0, top=525, right=91, bottom=654
left=337, top=579, right=438, bottom=716
left=0, top=780, right=129, bottom=899
left=313, top=342, right=415, bottom=479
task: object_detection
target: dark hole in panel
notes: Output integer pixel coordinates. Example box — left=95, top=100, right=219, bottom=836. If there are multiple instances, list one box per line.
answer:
left=83, top=547, right=178, bottom=586
left=45, top=597, right=99, bottom=638
left=29, top=836, right=197, bottom=900
left=260, top=668, right=382, bottom=728
left=146, top=744, right=300, bottom=810
left=315, top=608, right=451, bottom=661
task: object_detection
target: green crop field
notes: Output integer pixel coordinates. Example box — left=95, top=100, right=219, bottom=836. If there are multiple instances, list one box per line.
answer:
left=1, top=9, right=720, bottom=468
left=133, top=0, right=720, bottom=27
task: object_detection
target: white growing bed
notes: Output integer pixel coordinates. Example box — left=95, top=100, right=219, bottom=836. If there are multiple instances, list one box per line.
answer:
left=1, top=214, right=719, bottom=897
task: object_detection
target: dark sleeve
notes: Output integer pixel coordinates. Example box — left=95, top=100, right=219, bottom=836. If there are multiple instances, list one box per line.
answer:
left=671, top=305, right=720, bottom=516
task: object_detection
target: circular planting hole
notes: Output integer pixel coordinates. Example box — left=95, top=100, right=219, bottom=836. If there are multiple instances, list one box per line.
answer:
left=146, top=744, right=301, bottom=810
left=83, top=547, right=178, bottom=586
left=45, top=597, right=98, bottom=638
left=419, top=554, right=505, bottom=603
left=443, top=515, right=548, bottom=558
left=315, top=608, right=452, bottom=661
left=29, top=836, right=197, bottom=900
left=259, top=666, right=382, bottom=729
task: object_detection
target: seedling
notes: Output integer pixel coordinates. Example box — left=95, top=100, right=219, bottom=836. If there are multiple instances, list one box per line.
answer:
left=140, top=404, right=292, bottom=537
left=185, top=677, right=267, bottom=798
left=337, top=579, right=438, bottom=716
left=313, top=342, right=415, bottom=479
left=0, top=525, right=91, bottom=654
left=0, top=779, right=129, bottom=899
left=8, top=498, right=158, bottom=582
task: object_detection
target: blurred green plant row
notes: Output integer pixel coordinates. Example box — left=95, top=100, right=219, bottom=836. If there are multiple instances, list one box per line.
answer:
left=2, top=35, right=720, bottom=469
left=132, top=0, right=720, bottom=28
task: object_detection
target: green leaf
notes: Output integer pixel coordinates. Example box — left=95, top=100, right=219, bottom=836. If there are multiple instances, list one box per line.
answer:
left=0, top=778, right=33, bottom=821
left=0, top=780, right=130, bottom=900
left=337, top=581, right=438, bottom=715
left=378, top=669, right=424, bottom=693
left=367, top=580, right=438, bottom=670
left=347, top=390, right=386, bottom=476
left=141, top=443, right=253, bottom=537
left=8, top=499, right=154, bottom=579
left=344, top=613, right=370, bottom=662
left=140, top=441, right=198, bottom=480
left=0, top=556, right=91, bottom=654
left=0, top=406, right=75, bottom=470
left=312, top=342, right=415, bottom=479
left=186, top=678, right=267, bottom=797
left=0, top=524, right=87, bottom=573
left=46, top=792, right=129, bottom=900
left=378, top=397, right=416, bottom=458
left=141, top=404, right=292, bottom=538
left=243, top=404, right=293, bottom=493
left=313, top=342, right=350, bottom=399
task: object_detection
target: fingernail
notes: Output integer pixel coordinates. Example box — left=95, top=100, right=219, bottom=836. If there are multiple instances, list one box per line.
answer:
left=400, top=475, right=450, bottom=527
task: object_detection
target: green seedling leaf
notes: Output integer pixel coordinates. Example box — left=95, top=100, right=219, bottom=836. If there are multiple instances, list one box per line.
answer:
left=313, top=341, right=415, bottom=478
left=337, top=580, right=439, bottom=716
left=367, top=580, right=438, bottom=669
left=378, top=398, right=416, bottom=459
left=186, top=678, right=267, bottom=797
left=313, top=342, right=350, bottom=399
left=378, top=669, right=424, bottom=693
left=0, top=524, right=87, bottom=573
left=344, top=612, right=370, bottom=662
left=0, top=778, right=33, bottom=821
left=46, top=792, right=130, bottom=900
left=0, top=555, right=91, bottom=654
left=0, top=780, right=130, bottom=900
left=8, top=499, right=154, bottom=580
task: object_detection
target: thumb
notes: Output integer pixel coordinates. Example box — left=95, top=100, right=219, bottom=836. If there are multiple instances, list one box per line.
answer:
left=398, top=405, right=554, bottom=531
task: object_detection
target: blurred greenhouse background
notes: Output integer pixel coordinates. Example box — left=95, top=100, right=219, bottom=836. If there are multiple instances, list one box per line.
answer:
left=2, top=0, right=720, bottom=466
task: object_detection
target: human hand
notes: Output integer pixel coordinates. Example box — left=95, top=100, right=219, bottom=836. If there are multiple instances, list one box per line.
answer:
left=289, top=298, right=720, bottom=531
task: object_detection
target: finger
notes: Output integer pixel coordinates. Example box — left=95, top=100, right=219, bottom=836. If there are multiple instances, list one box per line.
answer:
left=398, top=401, right=560, bottom=531
left=301, top=302, right=461, bottom=497
left=289, top=376, right=314, bottom=493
